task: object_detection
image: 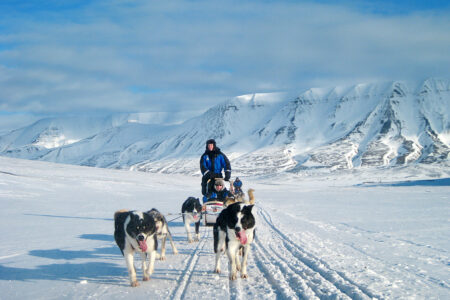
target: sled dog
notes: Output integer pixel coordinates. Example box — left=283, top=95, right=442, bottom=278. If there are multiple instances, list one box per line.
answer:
left=181, top=197, right=202, bottom=242
left=114, top=209, right=158, bottom=287
left=146, top=208, right=178, bottom=260
left=224, top=196, right=238, bottom=207
left=214, top=202, right=256, bottom=280
left=225, top=188, right=255, bottom=206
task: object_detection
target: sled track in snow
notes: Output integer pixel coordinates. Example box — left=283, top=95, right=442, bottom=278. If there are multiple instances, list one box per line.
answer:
left=168, top=224, right=251, bottom=300
left=255, top=207, right=380, bottom=300
left=170, top=229, right=210, bottom=300
left=228, top=276, right=244, bottom=300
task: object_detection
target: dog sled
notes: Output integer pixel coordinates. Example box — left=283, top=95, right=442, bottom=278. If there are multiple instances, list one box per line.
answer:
left=201, top=178, right=255, bottom=226
left=201, top=192, right=254, bottom=226
left=202, top=200, right=224, bottom=226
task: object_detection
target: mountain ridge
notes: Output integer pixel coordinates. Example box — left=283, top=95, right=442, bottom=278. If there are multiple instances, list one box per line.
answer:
left=1, top=78, right=448, bottom=176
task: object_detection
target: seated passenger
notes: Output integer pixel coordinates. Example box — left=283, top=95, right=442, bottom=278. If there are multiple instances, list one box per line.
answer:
left=206, top=178, right=231, bottom=203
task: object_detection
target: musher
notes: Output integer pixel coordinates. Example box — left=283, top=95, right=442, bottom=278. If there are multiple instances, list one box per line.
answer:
left=200, top=139, right=231, bottom=203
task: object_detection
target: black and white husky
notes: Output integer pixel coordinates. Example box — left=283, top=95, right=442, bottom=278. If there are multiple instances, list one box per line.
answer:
left=146, top=208, right=178, bottom=260
left=214, top=203, right=256, bottom=280
left=114, top=210, right=158, bottom=287
left=181, top=197, right=202, bottom=242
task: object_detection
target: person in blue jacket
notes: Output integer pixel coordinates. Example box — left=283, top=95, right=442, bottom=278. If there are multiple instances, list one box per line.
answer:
left=209, top=178, right=231, bottom=202
left=200, top=139, right=231, bottom=201
left=233, top=177, right=243, bottom=197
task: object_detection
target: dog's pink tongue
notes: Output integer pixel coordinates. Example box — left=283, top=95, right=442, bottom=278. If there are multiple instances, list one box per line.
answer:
left=237, top=231, right=247, bottom=244
left=138, top=240, right=147, bottom=252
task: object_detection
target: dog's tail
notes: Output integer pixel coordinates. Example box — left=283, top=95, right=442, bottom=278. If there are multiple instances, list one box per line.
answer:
left=113, top=209, right=129, bottom=256
left=248, top=189, right=255, bottom=205
left=114, top=209, right=129, bottom=221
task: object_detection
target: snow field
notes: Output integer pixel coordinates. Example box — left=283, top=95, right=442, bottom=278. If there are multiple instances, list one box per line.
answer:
left=0, top=156, right=449, bottom=299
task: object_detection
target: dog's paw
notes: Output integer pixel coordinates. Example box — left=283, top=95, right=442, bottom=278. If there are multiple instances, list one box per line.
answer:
left=143, top=275, right=150, bottom=281
left=131, top=281, right=140, bottom=287
left=159, top=255, right=166, bottom=261
left=188, top=239, right=194, bottom=243
left=173, top=250, right=179, bottom=255
left=236, top=265, right=241, bottom=271
left=215, top=268, right=221, bottom=274
left=241, top=273, right=249, bottom=279
left=229, top=273, right=237, bottom=280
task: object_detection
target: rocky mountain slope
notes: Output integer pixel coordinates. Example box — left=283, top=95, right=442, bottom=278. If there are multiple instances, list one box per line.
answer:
left=1, top=78, right=448, bottom=176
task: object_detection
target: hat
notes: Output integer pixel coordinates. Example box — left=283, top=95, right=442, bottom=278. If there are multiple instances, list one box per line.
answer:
left=214, top=178, right=225, bottom=187
left=206, top=139, right=216, bottom=146
left=206, top=139, right=216, bottom=150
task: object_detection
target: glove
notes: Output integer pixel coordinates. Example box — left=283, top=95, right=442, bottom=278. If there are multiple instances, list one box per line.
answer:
left=202, top=171, right=211, bottom=181
left=224, top=171, right=231, bottom=181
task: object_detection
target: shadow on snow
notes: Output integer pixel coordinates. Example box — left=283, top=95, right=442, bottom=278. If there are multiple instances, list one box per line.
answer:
left=356, top=177, right=450, bottom=187
left=0, top=262, right=126, bottom=285
left=23, top=213, right=112, bottom=221
left=0, top=233, right=126, bottom=285
left=1, top=231, right=188, bottom=285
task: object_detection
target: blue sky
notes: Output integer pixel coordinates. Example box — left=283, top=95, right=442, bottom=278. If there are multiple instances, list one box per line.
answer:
left=0, top=0, right=449, bottom=130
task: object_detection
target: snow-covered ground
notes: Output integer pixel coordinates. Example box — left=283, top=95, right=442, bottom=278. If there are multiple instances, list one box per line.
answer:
left=0, top=156, right=449, bottom=299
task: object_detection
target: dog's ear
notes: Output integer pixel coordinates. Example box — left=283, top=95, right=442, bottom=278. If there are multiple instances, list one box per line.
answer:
left=129, top=212, right=139, bottom=223
left=231, top=202, right=241, bottom=213
left=194, top=198, right=202, bottom=209
left=143, top=212, right=156, bottom=233
left=125, top=213, right=140, bottom=236
left=242, top=205, right=254, bottom=214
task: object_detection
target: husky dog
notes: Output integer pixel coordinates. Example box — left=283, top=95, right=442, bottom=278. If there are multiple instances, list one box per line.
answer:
left=146, top=208, right=178, bottom=260
left=225, top=188, right=255, bottom=206
left=214, top=203, right=256, bottom=280
left=181, top=197, right=202, bottom=242
left=114, top=210, right=158, bottom=287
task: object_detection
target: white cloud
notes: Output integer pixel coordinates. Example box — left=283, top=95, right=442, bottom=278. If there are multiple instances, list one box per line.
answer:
left=0, top=0, right=449, bottom=120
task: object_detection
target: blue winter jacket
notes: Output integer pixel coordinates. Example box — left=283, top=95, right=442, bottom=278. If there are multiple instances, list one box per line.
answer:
left=200, top=147, right=231, bottom=180
left=209, top=188, right=230, bottom=202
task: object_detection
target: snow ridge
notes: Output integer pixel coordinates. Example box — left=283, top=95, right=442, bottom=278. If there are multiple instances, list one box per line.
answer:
left=0, top=78, right=448, bottom=175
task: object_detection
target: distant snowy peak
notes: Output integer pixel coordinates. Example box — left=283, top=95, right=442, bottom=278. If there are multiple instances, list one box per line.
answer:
left=0, top=78, right=448, bottom=175
left=419, top=78, right=450, bottom=94
left=294, top=79, right=450, bottom=170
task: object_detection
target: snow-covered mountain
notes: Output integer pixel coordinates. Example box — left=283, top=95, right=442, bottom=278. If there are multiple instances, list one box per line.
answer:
left=1, top=78, right=449, bottom=175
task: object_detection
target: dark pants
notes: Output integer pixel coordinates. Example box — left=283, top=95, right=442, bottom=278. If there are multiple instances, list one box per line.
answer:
left=201, top=173, right=222, bottom=196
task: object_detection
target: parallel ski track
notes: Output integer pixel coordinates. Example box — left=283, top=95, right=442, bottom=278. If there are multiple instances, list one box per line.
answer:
left=168, top=223, right=268, bottom=300
left=256, top=207, right=379, bottom=300
left=170, top=228, right=210, bottom=300
left=169, top=205, right=380, bottom=300
left=252, top=241, right=307, bottom=300
left=229, top=275, right=244, bottom=300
